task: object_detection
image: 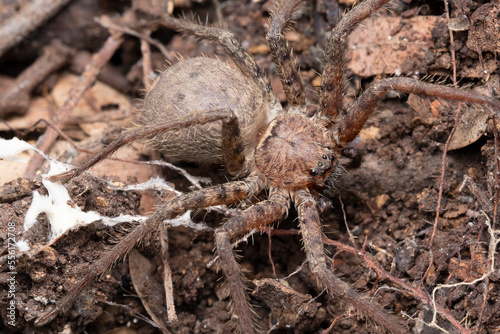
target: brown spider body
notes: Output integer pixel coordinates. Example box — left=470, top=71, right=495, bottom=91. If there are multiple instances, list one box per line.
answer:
left=35, top=0, right=500, bottom=333
left=143, top=56, right=338, bottom=189
left=255, top=113, right=337, bottom=188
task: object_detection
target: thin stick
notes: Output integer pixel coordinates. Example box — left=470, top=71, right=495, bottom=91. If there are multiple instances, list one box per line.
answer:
left=0, top=0, right=72, bottom=57
left=97, top=15, right=171, bottom=60
left=0, top=41, right=74, bottom=117
left=321, top=314, right=345, bottom=334
left=160, top=223, right=177, bottom=321
left=24, top=34, right=123, bottom=178
left=267, top=227, right=277, bottom=278
left=339, top=194, right=357, bottom=249
left=492, top=116, right=499, bottom=227
left=443, top=0, right=458, bottom=86
left=140, top=28, right=154, bottom=91
left=421, top=103, right=463, bottom=286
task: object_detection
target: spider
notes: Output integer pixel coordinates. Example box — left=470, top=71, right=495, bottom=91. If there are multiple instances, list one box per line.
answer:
left=33, top=0, right=500, bottom=333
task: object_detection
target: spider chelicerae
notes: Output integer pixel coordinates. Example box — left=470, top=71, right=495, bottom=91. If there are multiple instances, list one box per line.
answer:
left=33, top=0, right=500, bottom=333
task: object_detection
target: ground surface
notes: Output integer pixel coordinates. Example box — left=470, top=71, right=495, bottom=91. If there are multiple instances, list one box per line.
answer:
left=0, top=0, right=499, bottom=333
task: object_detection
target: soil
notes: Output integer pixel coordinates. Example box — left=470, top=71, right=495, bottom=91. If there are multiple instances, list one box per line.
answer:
left=0, top=0, right=499, bottom=333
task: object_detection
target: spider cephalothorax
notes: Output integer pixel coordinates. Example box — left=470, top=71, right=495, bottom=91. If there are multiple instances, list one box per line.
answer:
left=33, top=0, right=500, bottom=333
left=255, top=113, right=338, bottom=188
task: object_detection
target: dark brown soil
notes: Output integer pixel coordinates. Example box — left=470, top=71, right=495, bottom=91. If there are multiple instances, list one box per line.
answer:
left=0, top=0, right=499, bottom=333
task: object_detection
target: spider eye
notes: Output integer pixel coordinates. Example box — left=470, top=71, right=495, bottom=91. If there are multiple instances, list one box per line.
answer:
left=322, top=155, right=327, bottom=159
left=318, top=162, right=323, bottom=167
left=309, top=169, right=318, bottom=177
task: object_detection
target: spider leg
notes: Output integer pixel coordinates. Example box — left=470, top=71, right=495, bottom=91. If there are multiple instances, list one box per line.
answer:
left=294, top=188, right=406, bottom=334
left=48, top=109, right=240, bottom=182
left=222, top=112, right=245, bottom=176
left=266, top=0, right=305, bottom=107
left=35, top=176, right=263, bottom=326
left=320, top=0, right=390, bottom=121
left=161, top=16, right=275, bottom=104
left=336, top=77, right=500, bottom=146
left=215, top=187, right=289, bottom=333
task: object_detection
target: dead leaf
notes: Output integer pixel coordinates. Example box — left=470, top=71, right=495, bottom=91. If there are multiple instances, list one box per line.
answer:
left=0, top=72, right=131, bottom=134
left=407, top=94, right=489, bottom=150
left=129, top=249, right=169, bottom=332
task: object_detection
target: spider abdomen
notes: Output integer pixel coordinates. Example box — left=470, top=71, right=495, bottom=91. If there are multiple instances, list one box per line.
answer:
left=254, top=114, right=336, bottom=188
left=142, top=57, right=269, bottom=165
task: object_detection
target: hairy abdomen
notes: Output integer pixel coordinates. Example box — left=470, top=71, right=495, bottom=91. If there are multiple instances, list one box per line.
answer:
left=142, top=58, right=268, bottom=164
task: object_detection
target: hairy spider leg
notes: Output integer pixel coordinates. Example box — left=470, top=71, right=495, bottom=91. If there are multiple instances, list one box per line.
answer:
left=222, top=112, right=246, bottom=176
left=48, top=109, right=244, bottom=182
left=266, top=0, right=306, bottom=107
left=215, top=186, right=289, bottom=334
left=35, top=177, right=262, bottom=326
left=320, top=0, right=390, bottom=121
left=337, top=77, right=500, bottom=146
left=294, top=188, right=406, bottom=334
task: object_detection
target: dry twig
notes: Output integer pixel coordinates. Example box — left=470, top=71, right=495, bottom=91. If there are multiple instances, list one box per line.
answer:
left=24, top=34, right=123, bottom=177
left=0, top=0, right=72, bottom=57
left=96, top=15, right=171, bottom=60
left=160, top=223, right=177, bottom=322
left=421, top=103, right=464, bottom=286
left=0, top=40, right=74, bottom=118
